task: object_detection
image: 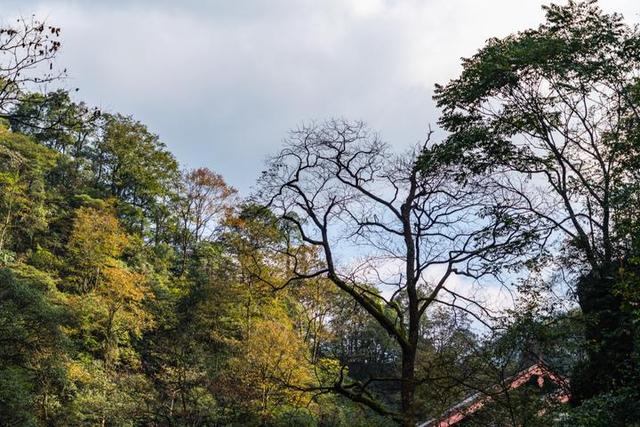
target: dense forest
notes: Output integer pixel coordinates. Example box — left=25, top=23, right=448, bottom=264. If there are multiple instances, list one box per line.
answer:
left=1, top=1, right=639, bottom=426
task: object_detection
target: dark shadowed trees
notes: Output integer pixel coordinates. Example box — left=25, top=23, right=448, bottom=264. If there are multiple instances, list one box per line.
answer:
left=432, top=0, right=640, bottom=404
left=0, top=266, right=70, bottom=425
left=9, top=90, right=100, bottom=157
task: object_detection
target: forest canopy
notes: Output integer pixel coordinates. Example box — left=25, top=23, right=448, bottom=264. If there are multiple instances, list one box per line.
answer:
left=1, top=1, right=639, bottom=427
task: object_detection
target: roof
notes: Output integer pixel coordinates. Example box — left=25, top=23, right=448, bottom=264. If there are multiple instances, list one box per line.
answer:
left=417, top=363, right=570, bottom=427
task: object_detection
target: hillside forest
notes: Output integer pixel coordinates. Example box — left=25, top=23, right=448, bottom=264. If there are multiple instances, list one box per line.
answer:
left=1, top=1, right=640, bottom=426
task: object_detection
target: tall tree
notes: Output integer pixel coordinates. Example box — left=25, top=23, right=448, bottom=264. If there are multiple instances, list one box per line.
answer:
left=432, top=0, right=640, bottom=403
left=175, top=167, right=236, bottom=273
left=93, top=114, right=179, bottom=236
left=260, top=120, right=527, bottom=425
left=10, top=90, right=100, bottom=157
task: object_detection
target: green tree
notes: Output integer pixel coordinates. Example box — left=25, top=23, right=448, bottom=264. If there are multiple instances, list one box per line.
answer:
left=432, top=0, right=640, bottom=403
left=0, top=121, right=57, bottom=254
left=93, top=113, right=179, bottom=236
left=10, top=90, right=99, bottom=157
left=174, top=167, right=236, bottom=273
left=64, top=203, right=156, bottom=425
left=0, top=266, right=71, bottom=425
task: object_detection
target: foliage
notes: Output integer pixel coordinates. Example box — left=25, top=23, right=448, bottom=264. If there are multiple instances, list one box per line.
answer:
left=556, top=387, right=640, bottom=427
left=0, top=266, right=70, bottom=425
left=432, top=0, right=640, bottom=408
left=3, top=3, right=640, bottom=425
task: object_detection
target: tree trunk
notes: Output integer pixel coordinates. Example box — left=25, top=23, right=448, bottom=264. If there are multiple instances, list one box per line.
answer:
left=400, top=346, right=417, bottom=427
left=572, top=264, right=636, bottom=403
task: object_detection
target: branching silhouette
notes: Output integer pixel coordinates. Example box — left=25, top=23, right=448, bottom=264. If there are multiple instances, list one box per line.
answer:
left=258, top=119, right=535, bottom=425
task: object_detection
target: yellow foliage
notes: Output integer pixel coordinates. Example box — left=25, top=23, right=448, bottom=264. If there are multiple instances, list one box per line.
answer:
left=67, top=204, right=129, bottom=290
left=102, top=265, right=148, bottom=305
left=69, top=205, right=128, bottom=256
left=67, top=360, right=92, bottom=384
left=66, top=204, right=153, bottom=368
left=222, top=318, right=315, bottom=419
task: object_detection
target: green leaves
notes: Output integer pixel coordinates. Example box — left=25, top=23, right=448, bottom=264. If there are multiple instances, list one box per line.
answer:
left=0, top=266, right=70, bottom=424
left=94, top=114, right=180, bottom=235
left=432, top=0, right=640, bottom=412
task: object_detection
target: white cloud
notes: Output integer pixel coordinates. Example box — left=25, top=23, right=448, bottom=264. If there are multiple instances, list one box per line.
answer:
left=3, top=0, right=639, bottom=193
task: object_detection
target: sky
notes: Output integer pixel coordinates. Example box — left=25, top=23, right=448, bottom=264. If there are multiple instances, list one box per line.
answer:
left=3, top=0, right=639, bottom=194
left=3, top=0, right=634, bottom=318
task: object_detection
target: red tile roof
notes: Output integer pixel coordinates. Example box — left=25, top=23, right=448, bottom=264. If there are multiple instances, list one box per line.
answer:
left=418, top=363, right=570, bottom=427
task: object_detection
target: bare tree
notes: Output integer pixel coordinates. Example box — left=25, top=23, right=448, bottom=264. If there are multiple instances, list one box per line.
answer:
left=259, top=120, right=530, bottom=426
left=0, top=16, right=63, bottom=117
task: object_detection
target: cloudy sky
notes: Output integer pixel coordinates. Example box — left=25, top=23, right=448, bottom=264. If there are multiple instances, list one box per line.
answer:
left=3, top=0, right=639, bottom=193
